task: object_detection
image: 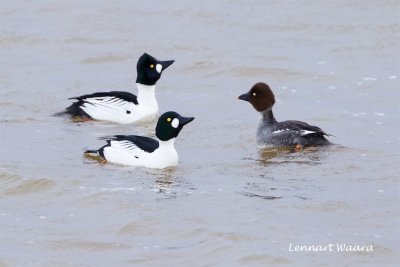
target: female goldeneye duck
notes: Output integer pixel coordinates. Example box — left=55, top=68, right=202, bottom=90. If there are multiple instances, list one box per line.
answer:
left=55, top=53, right=174, bottom=124
left=238, top=82, right=332, bottom=149
left=84, top=111, right=195, bottom=169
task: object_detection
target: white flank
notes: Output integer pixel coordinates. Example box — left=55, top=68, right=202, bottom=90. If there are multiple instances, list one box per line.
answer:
left=102, top=140, right=143, bottom=166
left=103, top=138, right=178, bottom=169
left=80, top=97, right=137, bottom=124
left=80, top=84, right=158, bottom=124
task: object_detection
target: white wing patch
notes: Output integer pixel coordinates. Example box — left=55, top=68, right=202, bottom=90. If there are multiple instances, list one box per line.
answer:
left=272, top=128, right=316, bottom=136
left=300, top=130, right=316, bottom=136
left=272, top=128, right=290, bottom=134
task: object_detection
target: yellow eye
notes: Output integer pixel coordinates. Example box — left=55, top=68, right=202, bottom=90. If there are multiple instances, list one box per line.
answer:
left=167, top=118, right=172, bottom=122
left=252, top=92, right=257, bottom=96
left=150, top=64, right=154, bottom=69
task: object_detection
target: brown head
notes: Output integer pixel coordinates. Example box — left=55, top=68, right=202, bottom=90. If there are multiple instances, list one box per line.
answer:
left=238, top=82, right=275, bottom=112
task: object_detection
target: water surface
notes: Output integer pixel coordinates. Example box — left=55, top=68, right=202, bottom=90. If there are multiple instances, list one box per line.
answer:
left=0, top=1, right=399, bottom=266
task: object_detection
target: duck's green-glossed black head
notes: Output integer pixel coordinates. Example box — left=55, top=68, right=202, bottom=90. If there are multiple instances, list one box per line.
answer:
left=156, top=111, right=194, bottom=141
left=136, top=53, right=174, bottom=86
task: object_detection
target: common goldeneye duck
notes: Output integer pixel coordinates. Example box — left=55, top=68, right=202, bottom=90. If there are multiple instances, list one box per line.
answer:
left=238, top=82, right=332, bottom=149
left=84, top=111, right=195, bottom=169
left=55, top=53, right=174, bottom=124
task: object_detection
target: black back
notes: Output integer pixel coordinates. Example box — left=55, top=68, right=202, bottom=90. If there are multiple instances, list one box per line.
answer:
left=100, top=135, right=159, bottom=153
left=71, top=91, right=138, bottom=104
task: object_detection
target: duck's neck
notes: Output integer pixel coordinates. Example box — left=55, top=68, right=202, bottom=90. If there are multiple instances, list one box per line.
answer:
left=137, top=83, right=157, bottom=106
left=259, top=109, right=277, bottom=126
left=158, top=138, right=176, bottom=149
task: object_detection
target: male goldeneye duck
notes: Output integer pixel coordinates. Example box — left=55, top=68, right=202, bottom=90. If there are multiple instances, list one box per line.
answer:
left=238, top=82, right=332, bottom=149
left=84, top=111, right=194, bottom=169
left=55, top=53, right=174, bottom=124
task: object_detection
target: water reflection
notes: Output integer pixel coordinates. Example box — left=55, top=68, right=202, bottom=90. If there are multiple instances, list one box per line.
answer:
left=256, top=146, right=333, bottom=166
left=146, top=169, right=197, bottom=200
left=239, top=192, right=282, bottom=200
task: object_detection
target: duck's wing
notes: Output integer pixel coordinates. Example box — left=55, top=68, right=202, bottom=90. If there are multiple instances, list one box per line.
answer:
left=99, top=135, right=160, bottom=156
left=77, top=92, right=138, bottom=117
left=70, top=91, right=138, bottom=105
left=273, top=120, right=331, bottom=137
left=261, top=120, right=331, bottom=147
left=56, top=91, right=139, bottom=118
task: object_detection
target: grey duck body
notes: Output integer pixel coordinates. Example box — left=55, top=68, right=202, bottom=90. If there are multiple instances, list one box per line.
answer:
left=256, top=109, right=331, bottom=147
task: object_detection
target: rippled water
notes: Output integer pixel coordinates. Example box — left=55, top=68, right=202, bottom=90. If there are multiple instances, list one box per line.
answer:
left=1, top=1, right=399, bottom=266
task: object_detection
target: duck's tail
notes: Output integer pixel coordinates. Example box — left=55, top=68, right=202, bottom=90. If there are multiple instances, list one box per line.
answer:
left=84, top=149, right=107, bottom=164
left=84, top=149, right=99, bottom=155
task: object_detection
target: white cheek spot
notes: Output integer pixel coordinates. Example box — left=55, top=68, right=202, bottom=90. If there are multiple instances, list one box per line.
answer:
left=171, top=118, right=179, bottom=128
left=156, top=64, right=162, bottom=73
